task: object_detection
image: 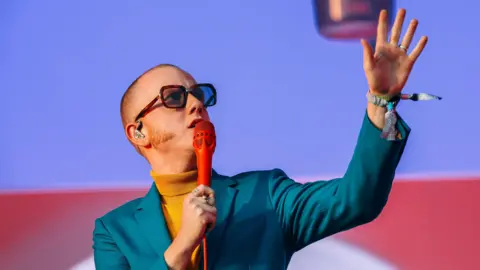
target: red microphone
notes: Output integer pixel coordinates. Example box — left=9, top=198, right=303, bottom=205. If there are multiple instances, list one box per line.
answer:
left=192, top=120, right=216, bottom=270
left=193, top=120, right=216, bottom=187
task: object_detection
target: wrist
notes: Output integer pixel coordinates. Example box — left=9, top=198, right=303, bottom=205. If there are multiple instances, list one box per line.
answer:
left=367, top=102, right=387, bottom=129
left=164, top=236, right=195, bottom=270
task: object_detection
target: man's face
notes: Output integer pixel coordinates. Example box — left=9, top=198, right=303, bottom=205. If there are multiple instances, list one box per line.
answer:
left=128, top=66, right=211, bottom=154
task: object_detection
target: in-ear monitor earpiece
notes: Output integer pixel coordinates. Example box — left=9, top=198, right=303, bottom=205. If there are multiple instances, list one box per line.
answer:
left=134, top=120, right=145, bottom=139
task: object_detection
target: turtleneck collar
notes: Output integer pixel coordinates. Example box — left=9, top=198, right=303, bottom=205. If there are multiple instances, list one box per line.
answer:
left=150, top=170, right=198, bottom=197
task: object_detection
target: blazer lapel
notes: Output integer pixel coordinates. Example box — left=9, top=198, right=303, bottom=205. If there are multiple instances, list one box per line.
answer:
left=206, top=171, right=238, bottom=269
left=134, top=184, right=172, bottom=259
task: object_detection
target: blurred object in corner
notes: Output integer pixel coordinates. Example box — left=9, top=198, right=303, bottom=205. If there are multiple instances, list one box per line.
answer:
left=313, top=0, right=395, bottom=41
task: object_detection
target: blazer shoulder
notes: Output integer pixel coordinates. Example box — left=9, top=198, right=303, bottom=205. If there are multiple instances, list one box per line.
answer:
left=232, top=168, right=286, bottom=179
left=229, top=168, right=287, bottom=186
left=97, top=196, right=143, bottom=224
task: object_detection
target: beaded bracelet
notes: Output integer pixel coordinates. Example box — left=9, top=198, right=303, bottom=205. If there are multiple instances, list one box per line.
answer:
left=367, top=91, right=442, bottom=141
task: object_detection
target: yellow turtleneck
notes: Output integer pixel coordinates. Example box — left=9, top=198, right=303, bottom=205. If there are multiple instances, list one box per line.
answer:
left=150, top=170, right=200, bottom=270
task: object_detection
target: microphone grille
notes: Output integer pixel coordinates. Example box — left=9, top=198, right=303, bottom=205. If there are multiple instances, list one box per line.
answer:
left=194, top=120, right=215, bottom=134
left=193, top=120, right=216, bottom=148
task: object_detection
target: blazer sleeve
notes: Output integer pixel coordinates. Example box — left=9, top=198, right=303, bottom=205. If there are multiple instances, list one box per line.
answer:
left=268, top=112, right=410, bottom=252
left=93, top=218, right=130, bottom=270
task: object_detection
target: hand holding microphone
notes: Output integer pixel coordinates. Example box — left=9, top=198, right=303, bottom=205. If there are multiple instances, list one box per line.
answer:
left=177, top=184, right=217, bottom=249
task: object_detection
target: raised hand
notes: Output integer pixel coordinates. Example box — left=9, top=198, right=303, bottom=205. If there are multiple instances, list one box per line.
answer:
left=361, top=8, right=428, bottom=96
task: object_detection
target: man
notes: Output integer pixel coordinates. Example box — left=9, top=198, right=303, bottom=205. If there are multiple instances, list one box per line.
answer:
left=93, top=9, right=428, bottom=270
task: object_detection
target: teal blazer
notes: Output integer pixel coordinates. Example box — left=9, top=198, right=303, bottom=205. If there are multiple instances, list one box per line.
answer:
left=93, top=113, right=410, bottom=270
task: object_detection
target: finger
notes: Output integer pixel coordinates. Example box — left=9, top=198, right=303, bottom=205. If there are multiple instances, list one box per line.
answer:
left=193, top=197, right=217, bottom=213
left=198, top=195, right=216, bottom=207
left=375, top=9, right=388, bottom=51
left=400, top=19, right=418, bottom=50
left=409, top=36, right=428, bottom=62
left=194, top=204, right=217, bottom=227
left=203, top=212, right=217, bottom=230
left=390, top=8, right=406, bottom=45
left=361, top=39, right=375, bottom=70
left=204, top=195, right=216, bottom=206
left=192, top=184, right=215, bottom=197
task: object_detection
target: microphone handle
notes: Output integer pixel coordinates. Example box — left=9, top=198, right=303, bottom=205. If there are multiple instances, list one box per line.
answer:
left=196, top=148, right=212, bottom=270
left=197, top=149, right=213, bottom=187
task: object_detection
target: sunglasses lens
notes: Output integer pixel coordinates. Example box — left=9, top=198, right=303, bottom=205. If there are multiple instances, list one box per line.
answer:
left=161, top=87, right=186, bottom=108
left=193, top=85, right=216, bottom=107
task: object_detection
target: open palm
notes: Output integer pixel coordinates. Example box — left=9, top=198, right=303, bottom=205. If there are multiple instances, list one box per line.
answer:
left=361, top=9, right=428, bottom=96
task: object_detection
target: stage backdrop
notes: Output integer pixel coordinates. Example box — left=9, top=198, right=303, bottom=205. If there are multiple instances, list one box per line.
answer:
left=0, top=0, right=478, bottom=269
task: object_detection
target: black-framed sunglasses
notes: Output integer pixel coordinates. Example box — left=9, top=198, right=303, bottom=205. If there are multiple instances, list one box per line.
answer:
left=134, top=83, right=217, bottom=122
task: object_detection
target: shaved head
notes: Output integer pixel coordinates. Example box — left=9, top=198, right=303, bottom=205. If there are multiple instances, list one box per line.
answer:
left=120, top=63, right=181, bottom=128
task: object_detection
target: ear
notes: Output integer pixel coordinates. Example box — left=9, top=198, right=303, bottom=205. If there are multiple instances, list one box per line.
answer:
left=125, top=121, right=150, bottom=148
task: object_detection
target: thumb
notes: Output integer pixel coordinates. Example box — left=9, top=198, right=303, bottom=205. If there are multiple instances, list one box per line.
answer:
left=361, top=39, right=374, bottom=71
